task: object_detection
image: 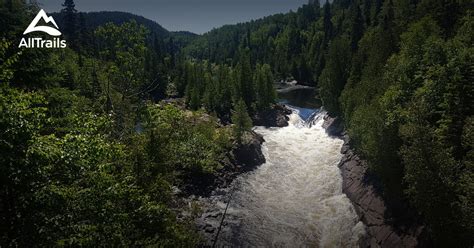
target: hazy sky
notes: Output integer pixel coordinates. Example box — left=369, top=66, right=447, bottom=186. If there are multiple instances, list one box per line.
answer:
left=38, top=0, right=308, bottom=34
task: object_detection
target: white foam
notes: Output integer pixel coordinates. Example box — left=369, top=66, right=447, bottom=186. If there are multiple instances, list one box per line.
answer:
left=214, top=111, right=366, bottom=247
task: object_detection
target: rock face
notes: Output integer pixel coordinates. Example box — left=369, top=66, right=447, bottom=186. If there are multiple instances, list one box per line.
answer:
left=321, top=115, right=344, bottom=137
left=232, top=131, right=266, bottom=169
left=187, top=131, right=266, bottom=242
left=180, top=130, right=265, bottom=197
left=253, top=104, right=292, bottom=127
left=323, top=115, right=426, bottom=247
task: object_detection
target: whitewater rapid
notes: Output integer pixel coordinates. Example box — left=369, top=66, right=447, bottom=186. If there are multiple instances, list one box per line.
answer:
left=205, top=109, right=365, bottom=247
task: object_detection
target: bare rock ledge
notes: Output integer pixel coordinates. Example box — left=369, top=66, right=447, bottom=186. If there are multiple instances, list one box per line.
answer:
left=323, top=115, right=426, bottom=248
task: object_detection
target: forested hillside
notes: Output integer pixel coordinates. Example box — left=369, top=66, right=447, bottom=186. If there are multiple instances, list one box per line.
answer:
left=0, top=1, right=237, bottom=246
left=183, top=0, right=473, bottom=246
left=53, top=11, right=169, bottom=36
left=0, top=0, right=472, bottom=246
left=52, top=11, right=198, bottom=49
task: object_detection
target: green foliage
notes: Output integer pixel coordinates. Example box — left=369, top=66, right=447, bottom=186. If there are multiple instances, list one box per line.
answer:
left=394, top=15, right=473, bottom=245
left=214, top=65, right=234, bottom=117
left=0, top=0, right=35, bottom=40
left=0, top=39, right=20, bottom=83
left=231, top=99, right=253, bottom=144
left=0, top=4, right=206, bottom=246
left=255, top=63, right=276, bottom=111
left=182, top=0, right=472, bottom=244
left=319, top=36, right=351, bottom=115
left=184, top=61, right=204, bottom=110
left=0, top=88, right=199, bottom=246
left=2, top=0, right=473, bottom=246
left=61, top=0, right=77, bottom=46
left=143, top=104, right=230, bottom=177
left=181, top=59, right=277, bottom=119
left=340, top=13, right=473, bottom=246
left=182, top=3, right=322, bottom=84
left=237, top=48, right=255, bottom=111
left=95, top=21, right=148, bottom=97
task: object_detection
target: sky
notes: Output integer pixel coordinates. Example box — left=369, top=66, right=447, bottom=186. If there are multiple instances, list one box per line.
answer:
left=37, top=0, right=308, bottom=34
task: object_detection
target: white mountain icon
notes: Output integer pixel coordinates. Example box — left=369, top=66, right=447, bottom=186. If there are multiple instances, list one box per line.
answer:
left=23, top=9, right=61, bottom=36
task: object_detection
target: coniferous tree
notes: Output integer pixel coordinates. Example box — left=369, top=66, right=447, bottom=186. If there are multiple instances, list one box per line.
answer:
left=232, top=99, right=252, bottom=144
left=215, top=65, right=233, bottom=118
left=298, top=57, right=312, bottom=83
left=255, top=63, right=276, bottom=111
left=323, top=0, right=333, bottom=44
left=189, top=86, right=201, bottom=110
left=262, top=64, right=276, bottom=108
left=350, top=4, right=364, bottom=51
left=362, top=0, right=372, bottom=25
left=91, top=69, right=101, bottom=100
left=61, top=0, right=77, bottom=47
left=319, top=36, right=351, bottom=115
left=184, top=63, right=201, bottom=110
left=255, top=64, right=266, bottom=110
left=203, top=72, right=217, bottom=112
left=76, top=13, right=89, bottom=52
left=291, top=60, right=300, bottom=81
left=370, top=0, right=383, bottom=26
left=237, top=48, right=254, bottom=111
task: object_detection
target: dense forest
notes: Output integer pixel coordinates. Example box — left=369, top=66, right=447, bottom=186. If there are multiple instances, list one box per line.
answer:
left=183, top=0, right=473, bottom=246
left=0, top=0, right=275, bottom=246
left=0, top=0, right=473, bottom=247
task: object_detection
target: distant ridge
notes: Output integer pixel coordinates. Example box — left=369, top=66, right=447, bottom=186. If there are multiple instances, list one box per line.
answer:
left=52, top=11, right=198, bottom=39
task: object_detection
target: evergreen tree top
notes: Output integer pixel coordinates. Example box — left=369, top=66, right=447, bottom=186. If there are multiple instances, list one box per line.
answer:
left=62, top=0, right=77, bottom=13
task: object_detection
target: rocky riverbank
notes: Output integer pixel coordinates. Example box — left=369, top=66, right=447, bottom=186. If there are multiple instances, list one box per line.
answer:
left=179, top=130, right=266, bottom=197
left=322, top=115, right=426, bottom=247
left=183, top=105, right=292, bottom=245
left=172, top=129, right=267, bottom=245
left=179, top=104, right=291, bottom=197
left=173, top=130, right=267, bottom=246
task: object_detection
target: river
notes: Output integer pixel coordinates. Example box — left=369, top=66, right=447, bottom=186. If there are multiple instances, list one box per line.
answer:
left=198, top=87, right=366, bottom=247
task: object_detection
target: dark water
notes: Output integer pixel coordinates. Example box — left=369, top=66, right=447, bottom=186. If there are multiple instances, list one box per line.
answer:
left=278, top=88, right=321, bottom=121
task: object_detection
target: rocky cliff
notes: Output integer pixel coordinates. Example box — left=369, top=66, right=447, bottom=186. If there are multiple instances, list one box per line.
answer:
left=253, top=104, right=292, bottom=127
left=323, top=115, right=426, bottom=247
left=179, top=130, right=266, bottom=197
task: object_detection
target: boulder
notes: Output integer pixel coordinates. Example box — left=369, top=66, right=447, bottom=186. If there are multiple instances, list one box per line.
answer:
left=232, top=131, right=265, bottom=169
left=253, top=104, right=291, bottom=127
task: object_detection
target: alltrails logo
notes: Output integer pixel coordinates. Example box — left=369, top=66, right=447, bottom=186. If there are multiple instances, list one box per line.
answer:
left=19, top=9, right=67, bottom=48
